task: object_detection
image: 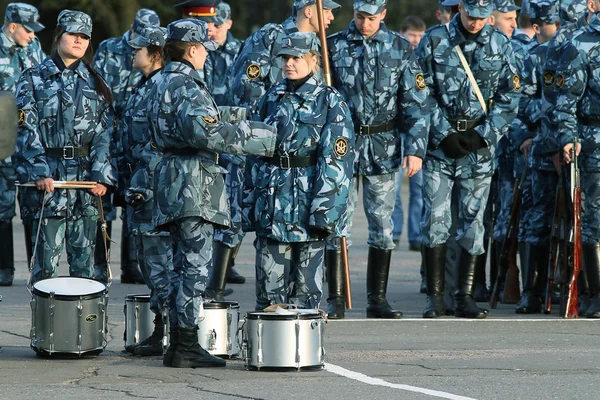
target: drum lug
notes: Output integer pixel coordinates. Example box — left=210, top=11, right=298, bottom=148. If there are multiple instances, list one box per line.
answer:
left=135, top=305, right=140, bottom=345
left=29, top=297, right=36, bottom=343
left=77, top=299, right=83, bottom=354
left=49, top=292, right=55, bottom=353
left=101, top=297, right=108, bottom=349
left=209, top=329, right=217, bottom=351
left=295, top=318, right=301, bottom=370
left=320, top=318, right=326, bottom=367
left=256, top=318, right=263, bottom=370
left=226, top=313, right=232, bottom=352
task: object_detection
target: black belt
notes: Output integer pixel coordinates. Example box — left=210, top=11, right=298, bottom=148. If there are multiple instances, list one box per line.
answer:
left=262, top=153, right=318, bottom=169
left=355, top=121, right=395, bottom=135
left=580, top=116, right=600, bottom=127
left=45, top=146, right=89, bottom=159
left=449, top=119, right=483, bottom=132
left=164, top=148, right=219, bottom=163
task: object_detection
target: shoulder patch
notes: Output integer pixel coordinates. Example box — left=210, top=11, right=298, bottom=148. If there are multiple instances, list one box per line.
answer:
left=202, top=115, right=219, bottom=125
left=246, top=64, right=261, bottom=80
left=416, top=74, right=426, bottom=91
left=543, top=71, right=555, bottom=87
left=334, top=137, right=349, bottom=158
left=555, top=74, right=565, bottom=89
left=18, top=109, right=25, bottom=127
left=513, top=74, right=521, bottom=91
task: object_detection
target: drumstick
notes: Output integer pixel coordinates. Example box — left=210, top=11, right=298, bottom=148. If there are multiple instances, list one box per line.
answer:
left=341, top=237, right=352, bottom=309
left=18, top=181, right=98, bottom=189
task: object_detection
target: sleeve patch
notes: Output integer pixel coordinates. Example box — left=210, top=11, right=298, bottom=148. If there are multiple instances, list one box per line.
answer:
left=416, top=73, right=427, bottom=91
left=513, top=74, right=521, bottom=91
left=334, top=137, right=349, bottom=157
left=202, top=115, right=219, bottom=125
left=555, top=74, right=565, bottom=89
left=18, top=109, right=25, bottom=126
left=543, top=71, right=555, bottom=87
left=246, top=64, right=261, bottom=80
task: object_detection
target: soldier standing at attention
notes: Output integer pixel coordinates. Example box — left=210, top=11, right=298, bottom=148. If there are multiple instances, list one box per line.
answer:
left=245, top=32, right=354, bottom=310
left=148, top=19, right=276, bottom=368
left=13, top=10, right=117, bottom=284
left=416, top=0, right=520, bottom=319
left=326, top=0, right=431, bottom=319
left=93, top=8, right=160, bottom=285
left=0, top=2, right=45, bottom=286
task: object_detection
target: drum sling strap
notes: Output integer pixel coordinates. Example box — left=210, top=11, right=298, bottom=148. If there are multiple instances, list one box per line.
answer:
left=96, top=196, right=115, bottom=286
left=27, top=191, right=48, bottom=291
left=454, top=45, right=488, bottom=115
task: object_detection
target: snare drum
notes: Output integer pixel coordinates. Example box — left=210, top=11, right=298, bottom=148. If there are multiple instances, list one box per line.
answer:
left=30, top=277, right=108, bottom=356
left=243, top=311, right=325, bottom=370
left=197, top=301, right=240, bottom=358
left=124, top=294, right=153, bottom=350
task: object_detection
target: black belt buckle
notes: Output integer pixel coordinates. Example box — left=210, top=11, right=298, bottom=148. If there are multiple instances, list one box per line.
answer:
left=456, top=120, right=468, bottom=132
left=359, top=125, right=370, bottom=135
left=63, top=146, right=74, bottom=160
left=279, top=155, right=291, bottom=169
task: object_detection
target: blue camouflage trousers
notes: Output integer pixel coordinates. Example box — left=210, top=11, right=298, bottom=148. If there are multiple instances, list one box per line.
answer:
left=254, top=237, right=324, bottom=311
left=421, top=168, right=491, bottom=255
left=582, top=171, right=600, bottom=244
left=493, top=155, right=514, bottom=240
left=133, top=223, right=174, bottom=315
left=0, top=165, right=16, bottom=223
left=167, top=217, right=213, bottom=328
left=515, top=155, right=533, bottom=243
left=214, top=156, right=245, bottom=248
left=30, top=216, right=97, bottom=283
left=527, top=169, right=558, bottom=246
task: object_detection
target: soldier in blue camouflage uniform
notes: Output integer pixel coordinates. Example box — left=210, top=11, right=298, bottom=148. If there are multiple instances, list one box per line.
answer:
left=554, top=7, right=600, bottom=318
left=119, top=26, right=173, bottom=356
left=93, top=8, right=160, bottom=284
left=0, top=3, right=45, bottom=286
left=512, top=0, right=560, bottom=314
left=327, top=0, right=430, bottom=319
left=13, top=10, right=117, bottom=284
left=149, top=19, right=277, bottom=368
left=416, top=0, right=520, bottom=319
left=244, top=32, right=354, bottom=310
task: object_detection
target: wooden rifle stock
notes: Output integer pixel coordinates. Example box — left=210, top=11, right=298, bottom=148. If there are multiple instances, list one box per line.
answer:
left=544, top=170, right=565, bottom=314
left=565, top=140, right=582, bottom=318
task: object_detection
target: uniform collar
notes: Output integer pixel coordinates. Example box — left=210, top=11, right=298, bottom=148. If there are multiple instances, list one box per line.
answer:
left=347, top=20, right=389, bottom=42
left=449, top=14, right=491, bottom=46
left=512, top=29, right=533, bottom=44
left=587, top=13, right=600, bottom=33
left=274, top=74, right=321, bottom=100
left=39, top=55, right=90, bottom=81
left=0, top=29, right=15, bottom=48
left=164, top=61, right=204, bottom=84
left=284, top=17, right=299, bottom=34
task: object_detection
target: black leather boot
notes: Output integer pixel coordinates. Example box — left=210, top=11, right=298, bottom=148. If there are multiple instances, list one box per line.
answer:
left=163, top=326, right=178, bottom=367
left=134, top=314, right=165, bottom=356
left=226, top=242, right=245, bottom=284
left=121, top=220, right=145, bottom=284
left=366, top=247, right=402, bottom=319
left=423, top=244, right=446, bottom=318
left=326, top=249, right=345, bottom=319
left=172, top=326, right=226, bottom=368
left=24, top=219, right=33, bottom=267
left=0, top=221, right=14, bottom=286
left=455, top=247, right=487, bottom=319
left=473, top=246, right=488, bottom=302
left=516, top=243, right=548, bottom=314
left=583, top=243, right=600, bottom=318
left=204, top=242, right=232, bottom=301
left=419, top=248, right=426, bottom=294
left=94, top=221, right=111, bottom=284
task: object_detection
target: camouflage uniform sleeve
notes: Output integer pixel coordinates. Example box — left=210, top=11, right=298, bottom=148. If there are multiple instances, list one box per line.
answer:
left=241, top=155, right=259, bottom=232
left=514, top=51, right=539, bottom=146
left=554, top=42, right=585, bottom=149
left=93, top=41, right=108, bottom=80
left=125, top=142, right=153, bottom=205
left=90, top=102, right=118, bottom=187
left=30, top=38, right=46, bottom=64
left=415, top=34, right=452, bottom=149
left=13, top=70, right=50, bottom=183
left=309, top=90, right=354, bottom=235
left=398, top=50, right=430, bottom=159
left=474, top=39, right=520, bottom=148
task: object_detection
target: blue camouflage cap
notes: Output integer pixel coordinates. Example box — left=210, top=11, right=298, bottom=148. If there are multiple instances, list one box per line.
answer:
left=128, top=26, right=167, bottom=49
left=530, top=0, right=559, bottom=24
left=277, top=32, right=319, bottom=57
left=354, top=0, right=387, bottom=14
left=463, top=0, right=494, bottom=18
left=294, top=0, right=342, bottom=11
left=133, top=9, right=160, bottom=36
left=558, top=0, right=587, bottom=24
left=493, top=0, right=520, bottom=12
left=57, top=10, right=92, bottom=38
left=441, top=0, right=460, bottom=6
left=520, top=0, right=531, bottom=14
left=167, top=18, right=218, bottom=51
left=4, top=3, right=44, bottom=32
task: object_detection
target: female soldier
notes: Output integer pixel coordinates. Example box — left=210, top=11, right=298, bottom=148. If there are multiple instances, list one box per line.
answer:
left=245, top=32, right=354, bottom=311
left=13, top=10, right=116, bottom=283
left=120, top=26, right=171, bottom=356
left=148, top=19, right=276, bottom=368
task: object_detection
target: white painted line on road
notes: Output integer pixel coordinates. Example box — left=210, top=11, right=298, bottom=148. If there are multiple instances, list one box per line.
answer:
left=325, top=363, right=477, bottom=400
left=330, top=318, right=599, bottom=322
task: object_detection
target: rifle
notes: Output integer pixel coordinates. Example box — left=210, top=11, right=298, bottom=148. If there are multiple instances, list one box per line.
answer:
left=565, top=139, right=582, bottom=318
left=489, top=165, right=527, bottom=308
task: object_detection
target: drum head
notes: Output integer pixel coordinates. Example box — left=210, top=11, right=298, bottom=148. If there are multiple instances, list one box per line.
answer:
left=204, top=300, right=240, bottom=309
left=32, top=277, right=106, bottom=300
left=246, top=310, right=321, bottom=320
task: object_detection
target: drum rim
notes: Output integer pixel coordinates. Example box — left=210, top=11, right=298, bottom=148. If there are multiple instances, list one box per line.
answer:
left=124, top=294, right=151, bottom=301
left=203, top=301, right=240, bottom=309
left=32, top=277, right=106, bottom=300
left=245, top=311, right=321, bottom=320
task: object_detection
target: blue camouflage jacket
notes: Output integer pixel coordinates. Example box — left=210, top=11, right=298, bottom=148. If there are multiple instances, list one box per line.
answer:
left=229, top=17, right=298, bottom=112
left=244, top=75, right=354, bottom=242
left=205, top=31, right=241, bottom=107
left=13, top=56, right=117, bottom=219
left=149, top=61, right=277, bottom=229
left=416, top=15, right=521, bottom=178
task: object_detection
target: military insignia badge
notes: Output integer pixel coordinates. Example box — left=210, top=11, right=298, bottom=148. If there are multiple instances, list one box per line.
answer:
left=246, top=64, right=261, bottom=80
left=513, top=74, right=521, bottom=91
left=202, top=115, right=219, bottom=125
left=555, top=74, right=565, bottom=89
left=543, top=71, right=555, bottom=87
left=18, top=109, right=25, bottom=126
left=334, top=137, right=349, bottom=157
left=415, top=74, right=426, bottom=91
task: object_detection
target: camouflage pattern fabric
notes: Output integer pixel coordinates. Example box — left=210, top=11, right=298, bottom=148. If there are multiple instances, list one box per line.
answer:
left=244, top=75, right=354, bottom=242
left=582, top=172, right=600, bottom=243
left=57, top=10, right=93, bottom=37
left=229, top=17, right=298, bottom=112
left=527, top=169, right=558, bottom=245
left=558, top=0, right=588, bottom=25
left=204, top=32, right=242, bottom=106
left=515, top=155, right=533, bottom=243
left=492, top=155, right=514, bottom=240
left=213, top=154, right=245, bottom=248
left=13, top=57, right=117, bottom=221
left=4, top=3, right=45, bottom=32
left=253, top=237, right=324, bottom=310
left=30, top=216, right=97, bottom=283
left=327, top=20, right=430, bottom=176
left=148, top=61, right=276, bottom=229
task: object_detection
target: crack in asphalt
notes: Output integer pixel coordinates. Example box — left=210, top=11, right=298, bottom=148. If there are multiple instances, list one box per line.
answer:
left=87, top=386, right=158, bottom=398
left=188, top=384, right=265, bottom=399
left=1, top=330, right=30, bottom=340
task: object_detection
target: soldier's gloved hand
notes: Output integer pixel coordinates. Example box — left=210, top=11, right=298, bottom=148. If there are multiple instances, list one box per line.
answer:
left=460, top=129, right=487, bottom=152
left=309, top=227, right=331, bottom=240
left=440, top=133, right=471, bottom=159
